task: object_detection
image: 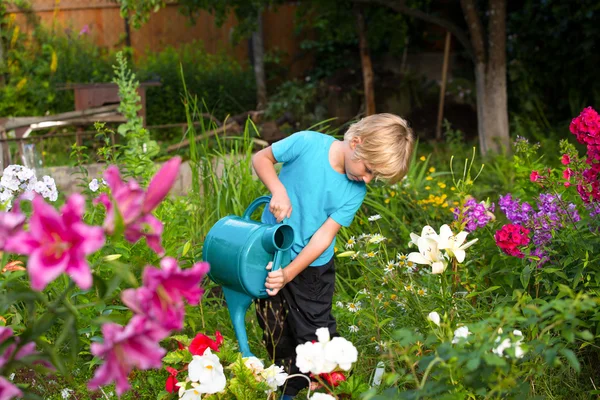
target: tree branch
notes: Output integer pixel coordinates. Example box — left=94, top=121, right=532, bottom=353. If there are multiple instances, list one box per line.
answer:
left=351, top=0, right=475, bottom=62
left=460, top=0, right=486, bottom=64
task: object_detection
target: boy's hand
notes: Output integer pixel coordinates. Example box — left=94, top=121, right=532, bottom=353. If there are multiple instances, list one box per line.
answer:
left=265, top=261, right=288, bottom=296
left=269, top=189, right=292, bottom=222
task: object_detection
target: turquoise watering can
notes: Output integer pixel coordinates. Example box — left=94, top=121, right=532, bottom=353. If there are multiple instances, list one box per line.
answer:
left=202, top=196, right=294, bottom=358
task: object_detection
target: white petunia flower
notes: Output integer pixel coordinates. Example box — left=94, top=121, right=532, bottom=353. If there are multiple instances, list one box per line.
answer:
left=243, top=356, right=264, bottom=375
left=323, top=337, right=358, bottom=370
left=260, top=364, right=288, bottom=393
left=452, top=326, right=471, bottom=344
left=427, top=312, right=440, bottom=326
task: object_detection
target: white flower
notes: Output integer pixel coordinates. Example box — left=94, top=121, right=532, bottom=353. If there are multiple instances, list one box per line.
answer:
left=358, top=288, right=369, bottom=295
left=89, top=178, right=100, bottom=192
left=492, top=338, right=512, bottom=356
left=61, top=388, right=73, bottom=399
left=295, top=341, right=336, bottom=375
left=316, top=327, right=331, bottom=343
left=178, top=381, right=202, bottom=400
left=243, top=356, right=264, bottom=374
left=428, top=312, right=440, bottom=326
left=436, top=224, right=478, bottom=263
left=349, top=325, right=359, bottom=333
left=368, top=214, right=382, bottom=221
left=369, top=233, right=386, bottom=244
left=408, top=226, right=438, bottom=247
left=347, top=302, right=361, bottom=312
left=324, top=337, right=358, bottom=370
left=336, top=301, right=344, bottom=308
left=187, top=349, right=226, bottom=394
left=310, top=393, right=336, bottom=400
left=260, top=364, right=288, bottom=392
left=452, top=326, right=471, bottom=344
left=407, top=237, right=448, bottom=274
left=383, top=261, right=395, bottom=274
left=345, top=236, right=356, bottom=249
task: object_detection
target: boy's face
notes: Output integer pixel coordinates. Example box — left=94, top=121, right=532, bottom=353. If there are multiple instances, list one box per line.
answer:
left=345, top=138, right=375, bottom=184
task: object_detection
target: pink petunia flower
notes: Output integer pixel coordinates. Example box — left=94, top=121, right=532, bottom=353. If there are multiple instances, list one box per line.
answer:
left=121, top=258, right=209, bottom=331
left=96, top=157, right=181, bottom=256
left=88, top=316, right=167, bottom=396
left=561, top=154, right=571, bottom=165
left=5, top=195, right=105, bottom=291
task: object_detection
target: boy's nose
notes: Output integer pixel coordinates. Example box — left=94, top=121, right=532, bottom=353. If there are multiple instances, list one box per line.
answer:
left=363, top=174, right=373, bottom=184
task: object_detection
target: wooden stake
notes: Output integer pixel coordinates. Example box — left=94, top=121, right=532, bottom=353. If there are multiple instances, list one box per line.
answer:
left=436, top=31, right=452, bottom=140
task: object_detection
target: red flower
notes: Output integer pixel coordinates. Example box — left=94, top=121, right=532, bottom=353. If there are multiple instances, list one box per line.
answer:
left=189, top=331, right=224, bottom=356
left=165, top=367, right=179, bottom=393
left=563, top=168, right=573, bottom=181
left=561, top=154, right=571, bottom=165
left=530, top=171, right=540, bottom=182
left=494, top=224, right=530, bottom=258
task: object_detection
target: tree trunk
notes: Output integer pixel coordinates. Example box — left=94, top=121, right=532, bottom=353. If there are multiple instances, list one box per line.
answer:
left=0, top=18, right=5, bottom=87
left=354, top=5, right=376, bottom=116
left=461, top=0, right=509, bottom=155
left=252, top=11, right=267, bottom=111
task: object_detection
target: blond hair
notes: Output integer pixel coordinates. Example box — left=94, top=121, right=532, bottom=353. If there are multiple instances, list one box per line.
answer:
left=344, top=113, right=414, bottom=184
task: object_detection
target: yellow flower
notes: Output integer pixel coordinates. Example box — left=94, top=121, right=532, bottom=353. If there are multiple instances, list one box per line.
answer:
left=390, top=191, right=396, bottom=197
left=420, top=156, right=426, bottom=161
left=404, top=285, right=413, bottom=292
left=334, top=247, right=338, bottom=253
left=429, top=167, right=436, bottom=173
left=442, top=202, right=449, bottom=208
left=425, top=186, right=431, bottom=190
left=371, top=337, right=376, bottom=342
left=426, top=176, right=433, bottom=181
left=451, top=187, right=456, bottom=191
left=390, top=294, right=398, bottom=301
left=438, top=182, right=447, bottom=188
left=384, top=198, right=390, bottom=204
left=384, top=301, right=390, bottom=307
left=417, top=288, right=427, bottom=296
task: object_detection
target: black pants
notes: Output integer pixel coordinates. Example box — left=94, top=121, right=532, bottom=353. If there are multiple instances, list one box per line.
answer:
left=255, top=257, right=337, bottom=396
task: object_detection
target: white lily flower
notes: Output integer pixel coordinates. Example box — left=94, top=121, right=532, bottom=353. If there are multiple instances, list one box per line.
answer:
left=407, top=237, right=448, bottom=274
left=436, top=225, right=478, bottom=263
left=408, top=225, right=439, bottom=247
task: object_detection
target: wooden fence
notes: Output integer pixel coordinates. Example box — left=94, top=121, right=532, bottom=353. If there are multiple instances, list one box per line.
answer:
left=6, top=0, right=313, bottom=77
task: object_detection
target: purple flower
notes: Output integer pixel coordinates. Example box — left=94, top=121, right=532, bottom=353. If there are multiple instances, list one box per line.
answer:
left=499, top=194, right=533, bottom=225
left=121, top=258, right=210, bottom=331
left=5, top=195, right=105, bottom=291
left=454, top=197, right=495, bottom=232
left=88, top=316, right=167, bottom=396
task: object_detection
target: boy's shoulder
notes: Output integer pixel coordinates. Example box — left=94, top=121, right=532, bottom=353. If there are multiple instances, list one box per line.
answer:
left=289, top=130, right=332, bottom=142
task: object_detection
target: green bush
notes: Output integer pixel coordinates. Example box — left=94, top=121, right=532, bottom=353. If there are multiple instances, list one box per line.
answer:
left=137, top=42, right=256, bottom=129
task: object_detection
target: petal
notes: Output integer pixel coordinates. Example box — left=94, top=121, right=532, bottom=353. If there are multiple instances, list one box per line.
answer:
left=431, top=261, right=447, bottom=274
left=454, top=249, right=466, bottom=263
left=454, top=231, right=469, bottom=247
left=4, top=231, right=39, bottom=255
left=143, top=157, right=181, bottom=213
left=103, top=166, right=125, bottom=192
left=27, top=248, right=68, bottom=291
left=407, top=251, right=431, bottom=265
left=460, top=238, right=478, bottom=251
left=65, top=255, right=93, bottom=290
left=72, top=223, right=105, bottom=255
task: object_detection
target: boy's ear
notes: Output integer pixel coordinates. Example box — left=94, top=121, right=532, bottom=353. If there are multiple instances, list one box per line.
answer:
left=350, top=136, right=362, bottom=149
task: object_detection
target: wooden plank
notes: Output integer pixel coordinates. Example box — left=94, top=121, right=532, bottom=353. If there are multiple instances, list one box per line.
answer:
left=2, top=105, right=119, bottom=130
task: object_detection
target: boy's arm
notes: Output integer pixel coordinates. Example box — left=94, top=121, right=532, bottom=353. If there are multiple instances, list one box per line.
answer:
left=265, top=217, right=341, bottom=296
left=252, top=147, right=292, bottom=222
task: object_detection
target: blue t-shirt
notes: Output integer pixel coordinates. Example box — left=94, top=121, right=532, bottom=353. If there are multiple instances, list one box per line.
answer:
left=261, top=131, right=366, bottom=266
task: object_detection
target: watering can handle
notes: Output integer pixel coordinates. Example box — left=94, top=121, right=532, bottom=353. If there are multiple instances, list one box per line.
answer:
left=243, top=196, right=288, bottom=224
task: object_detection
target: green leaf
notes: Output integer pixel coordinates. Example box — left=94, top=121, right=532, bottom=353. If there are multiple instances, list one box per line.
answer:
left=520, top=264, right=533, bottom=289
left=170, top=335, right=192, bottom=347
left=466, top=356, right=481, bottom=371
left=482, top=353, right=507, bottom=367
left=559, top=348, right=580, bottom=372
left=162, top=349, right=192, bottom=364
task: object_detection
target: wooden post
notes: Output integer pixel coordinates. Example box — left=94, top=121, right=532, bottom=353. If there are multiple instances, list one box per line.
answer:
left=436, top=31, right=452, bottom=140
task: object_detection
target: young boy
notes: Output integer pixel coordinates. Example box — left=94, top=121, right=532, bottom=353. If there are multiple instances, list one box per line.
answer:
left=252, top=113, right=414, bottom=398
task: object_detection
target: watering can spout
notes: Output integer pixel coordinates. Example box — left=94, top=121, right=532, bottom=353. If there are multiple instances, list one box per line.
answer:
left=261, top=224, right=294, bottom=254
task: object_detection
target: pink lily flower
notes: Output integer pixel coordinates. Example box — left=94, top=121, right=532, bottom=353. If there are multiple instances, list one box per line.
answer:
left=88, top=315, right=167, bottom=396
left=5, top=195, right=105, bottom=291
left=0, top=210, right=26, bottom=250
left=121, top=258, right=209, bottom=331
left=0, top=376, right=22, bottom=400
left=97, top=157, right=181, bottom=256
